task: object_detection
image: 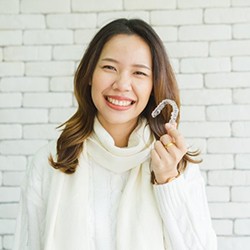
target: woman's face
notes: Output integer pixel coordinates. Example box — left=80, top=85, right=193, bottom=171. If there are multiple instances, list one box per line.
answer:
left=91, top=34, right=153, bottom=131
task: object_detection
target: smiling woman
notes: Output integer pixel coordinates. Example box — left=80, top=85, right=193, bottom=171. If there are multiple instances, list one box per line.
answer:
left=13, top=19, right=217, bottom=250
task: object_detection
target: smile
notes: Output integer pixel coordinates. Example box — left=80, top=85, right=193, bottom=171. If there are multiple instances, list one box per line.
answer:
left=106, top=96, right=135, bottom=107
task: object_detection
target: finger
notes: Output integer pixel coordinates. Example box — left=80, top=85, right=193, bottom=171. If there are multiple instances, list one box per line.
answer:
left=159, top=134, right=172, bottom=146
left=151, top=148, right=161, bottom=164
left=165, top=123, right=187, bottom=152
left=154, top=141, right=171, bottom=160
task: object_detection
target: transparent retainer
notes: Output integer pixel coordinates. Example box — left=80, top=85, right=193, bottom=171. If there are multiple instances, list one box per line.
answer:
left=151, top=99, right=179, bottom=124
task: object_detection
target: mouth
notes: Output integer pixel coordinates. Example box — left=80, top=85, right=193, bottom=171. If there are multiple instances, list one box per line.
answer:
left=106, top=96, right=135, bottom=107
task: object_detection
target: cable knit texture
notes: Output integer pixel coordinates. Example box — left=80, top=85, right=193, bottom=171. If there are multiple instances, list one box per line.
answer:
left=13, top=117, right=217, bottom=250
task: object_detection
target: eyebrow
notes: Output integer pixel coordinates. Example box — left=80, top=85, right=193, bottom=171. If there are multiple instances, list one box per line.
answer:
left=101, top=58, right=151, bottom=71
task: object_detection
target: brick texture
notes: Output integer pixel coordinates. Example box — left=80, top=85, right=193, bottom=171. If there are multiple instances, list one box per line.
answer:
left=0, top=1, right=250, bottom=250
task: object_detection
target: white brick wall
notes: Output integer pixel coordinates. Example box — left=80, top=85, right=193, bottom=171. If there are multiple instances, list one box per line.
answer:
left=0, top=1, right=250, bottom=249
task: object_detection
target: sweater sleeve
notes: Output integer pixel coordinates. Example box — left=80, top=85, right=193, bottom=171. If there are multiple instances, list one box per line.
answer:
left=13, top=144, right=51, bottom=250
left=153, top=164, right=217, bottom=250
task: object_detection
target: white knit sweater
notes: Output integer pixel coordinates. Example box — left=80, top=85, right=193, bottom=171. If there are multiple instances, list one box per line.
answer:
left=13, top=121, right=217, bottom=250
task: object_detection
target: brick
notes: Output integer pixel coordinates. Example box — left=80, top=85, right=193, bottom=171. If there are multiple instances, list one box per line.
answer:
left=3, top=235, right=14, bottom=250
left=0, top=31, right=22, bottom=46
left=72, top=0, right=122, bottom=11
left=97, top=11, right=150, bottom=27
left=233, top=89, right=250, bottom=104
left=0, top=62, right=24, bottom=77
left=181, top=58, right=231, bottom=73
left=0, top=140, right=48, bottom=155
left=210, top=202, right=250, bottom=218
left=0, top=219, right=16, bottom=234
left=212, top=219, right=233, bottom=236
left=47, top=14, right=96, bottom=29
left=200, top=154, right=234, bottom=170
left=170, top=59, right=179, bottom=73
left=0, top=156, right=26, bottom=171
left=205, top=8, right=250, bottom=24
left=0, top=93, right=22, bottom=107
left=75, top=29, right=98, bottom=44
left=3, top=171, right=25, bottom=186
left=0, top=125, right=22, bottom=139
left=179, top=25, right=231, bottom=41
left=210, top=41, right=250, bottom=56
left=0, top=0, right=19, bottom=14
left=0, top=109, right=48, bottom=124
left=205, top=73, right=250, bottom=88
left=151, top=10, right=202, bottom=26
left=21, top=0, right=70, bottom=13
left=235, top=219, right=250, bottom=234
left=49, top=108, right=76, bottom=123
left=232, top=0, right=250, bottom=6
left=176, top=74, right=203, bottom=89
left=23, top=30, right=73, bottom=45
left=206, top=186, right=230, bottom=202
left=50, top=77, right=74, bottom=92
left=178, top=0, right=230, bottom=8
left=218, top=237, right=250, bottom=250
left=232, top=187, right=250, bottom=202
left=25, top=62, right=75, bottom=76
left=0, top=204, right=18, bottom=219
left=0, top=14, right=45, bottom=29
left=125, top=0, right=175, bottom=9
left=23, top=124, right=60, bottom=139
left=0, top=187, right=20, bottom=202
left=165, top=42, right=208, bottom=58
left=208, top=138, right=250, bottom=154
left=181, top=89, right=232, bottom=105
left=208, top=170, right=250, bottom=185
left=234, top=24, right=250, bottom=39
left=4, top=46, right=52, bottom=61
left=207, top=105, right=250, bottom=121
left=23, top=93, right=72, bottom=107
left=236, top=154, right=250, bottom=169
left=0, top=77, right=49, bottom=92
left=179, top=122, right=230, bottom=137
left=153, top=27, right=177, bottom=42
left=233, top=57, right=250, bottom=71
left=180, top=106, right=205, bottom=121
left=53, top=45, right=85, bottom=61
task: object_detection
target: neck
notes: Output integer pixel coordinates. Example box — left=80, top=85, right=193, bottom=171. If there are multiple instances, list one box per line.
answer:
left=97, top=118, right=139, bottom=148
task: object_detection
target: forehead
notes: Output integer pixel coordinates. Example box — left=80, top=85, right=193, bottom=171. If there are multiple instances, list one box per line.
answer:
left=99, top=34, right=152, bottom=65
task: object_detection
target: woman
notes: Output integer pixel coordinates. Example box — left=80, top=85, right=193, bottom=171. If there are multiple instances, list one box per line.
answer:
left=13, top=18, right=217, bottom=250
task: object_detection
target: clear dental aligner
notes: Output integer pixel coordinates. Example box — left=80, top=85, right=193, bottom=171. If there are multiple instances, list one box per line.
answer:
left=151, top=99, right=179, bottom=124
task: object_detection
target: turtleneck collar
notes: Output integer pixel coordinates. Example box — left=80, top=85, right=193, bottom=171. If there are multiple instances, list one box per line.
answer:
left=86, top=117, right=155, bottom=174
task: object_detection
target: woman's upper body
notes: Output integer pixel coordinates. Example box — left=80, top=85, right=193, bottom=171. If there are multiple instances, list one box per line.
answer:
left=13, top=117, right=217, bottom=250
left=13, top=18, right=217, bottom=249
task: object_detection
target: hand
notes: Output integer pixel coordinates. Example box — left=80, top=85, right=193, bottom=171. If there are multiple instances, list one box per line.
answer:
left=151, top=123, right=187, bottom=184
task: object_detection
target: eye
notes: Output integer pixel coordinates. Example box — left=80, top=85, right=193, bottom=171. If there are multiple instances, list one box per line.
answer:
left=102, top=65, right=116, bottom=71
left=134, top=71, right=147, bottom=76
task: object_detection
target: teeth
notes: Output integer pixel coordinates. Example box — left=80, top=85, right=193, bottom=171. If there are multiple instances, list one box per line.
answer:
left=107, top=97, right=132, bottom=107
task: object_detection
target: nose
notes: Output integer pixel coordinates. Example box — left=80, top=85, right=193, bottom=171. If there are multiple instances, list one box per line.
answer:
left=112, top=73, right=132, bottom=92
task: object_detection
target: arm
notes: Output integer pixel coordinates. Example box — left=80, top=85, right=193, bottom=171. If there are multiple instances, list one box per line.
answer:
left=13, top=145, right=49, bottom=250
left=153, top=164, right=217, bottom=250
left=151, top=123, right=217, bottom=249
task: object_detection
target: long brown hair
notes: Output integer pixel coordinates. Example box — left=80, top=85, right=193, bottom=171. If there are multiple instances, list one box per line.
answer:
left=49, top=18, right=200, bottom=173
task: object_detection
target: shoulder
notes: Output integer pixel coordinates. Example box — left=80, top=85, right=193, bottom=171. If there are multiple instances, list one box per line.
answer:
left=27, top=140, right=57, bottom=180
